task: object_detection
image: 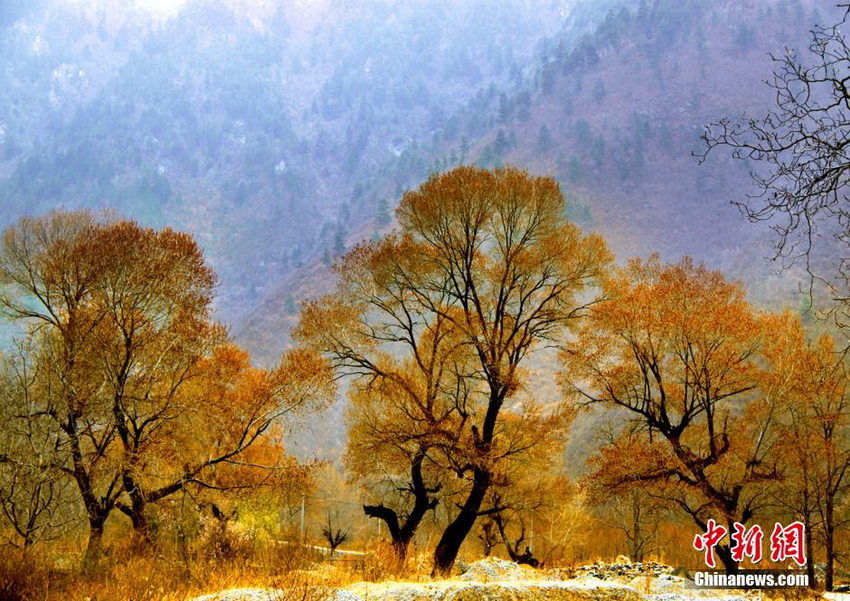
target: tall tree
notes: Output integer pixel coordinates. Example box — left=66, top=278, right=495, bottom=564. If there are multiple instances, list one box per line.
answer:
left=401, top=166, right=609, bottom=574
left=562, top=255, right=782, bottom=573
left=768, top=323, right=850, bottom=591
left=0, top=211, right=120, bottom=569
left=86, top=220, right=219, bottom=539
left=301, top=166, right=610, bottom=573
left=0, top=210, right=335, bottom=567
left=298, top=281, right=471, bottom=562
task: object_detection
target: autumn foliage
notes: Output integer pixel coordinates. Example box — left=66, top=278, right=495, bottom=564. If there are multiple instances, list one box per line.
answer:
left=1, top=168, right=850, bottom=593
left=0, top=210, right=335, bottom=570
left=298, top=165, right=610, bottom=573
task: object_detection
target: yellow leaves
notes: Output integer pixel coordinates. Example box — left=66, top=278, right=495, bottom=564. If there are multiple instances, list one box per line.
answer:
left=270, top=346, right=336, bottom=416
left=188, top=344, right=334, bottom=437
left=398, top=166, right=564, bottom=243
left=0, top=210, right=331, bottom=511
left=562, top=254, right=768, bottom=421
left=395, top=167, right=611, bottom=321
left=397, top=166, right=494, bottom=241
left=151, top=341, right=333, bottom=495
left=583, top=432, right=678, bottom=501
left=539, top=225, right=612, bottom=286
left=303, top=166, right=611, bottom=517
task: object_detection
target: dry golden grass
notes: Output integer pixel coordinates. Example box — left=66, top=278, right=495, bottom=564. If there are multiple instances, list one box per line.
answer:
left=0, top=540, right=373, bottom=601
left=1, top=520, right=834, bottom=601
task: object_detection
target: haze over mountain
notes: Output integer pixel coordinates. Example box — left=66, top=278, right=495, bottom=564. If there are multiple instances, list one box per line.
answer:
left=1, top=0, right=841, bottom=460
left=0, top=0, right=568, bottom=325
left=235, top=0, right=840, bottom=363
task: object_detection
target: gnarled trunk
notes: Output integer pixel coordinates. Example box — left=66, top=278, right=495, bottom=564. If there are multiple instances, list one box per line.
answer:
left=120, top=470, right=152, bottom=543
left=433, top=466, right=490, bottom=575
left=364, top=450, right=438, bottom=561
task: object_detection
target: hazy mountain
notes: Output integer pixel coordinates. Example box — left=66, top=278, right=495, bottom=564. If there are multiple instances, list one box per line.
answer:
left=2, top=0, right=840, bottom=461
left=0, top=0, right=567, bottom=322
left=237, top=0, right=838, bottom=365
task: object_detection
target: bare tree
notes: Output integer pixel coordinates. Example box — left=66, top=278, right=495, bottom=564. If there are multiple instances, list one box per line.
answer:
left=321, top=513, right=350, bottom=555
left=700, top=4, right=850, bottom=328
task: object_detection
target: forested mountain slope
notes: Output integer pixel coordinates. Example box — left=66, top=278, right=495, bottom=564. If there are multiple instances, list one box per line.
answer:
left=0, top=0, right=566, bottom=322
left=2, top=0, right=841, bottom=462
left=238, top=0, right=838, bottom=365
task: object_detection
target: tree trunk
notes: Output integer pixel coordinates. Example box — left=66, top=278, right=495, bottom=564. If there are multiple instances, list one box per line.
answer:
left=83, top=516, right=107, bottom=573
left=129, top=503, right=151, bottom=544
left=364, top=504, right=407, bottom=559
left=826, top=498, right=835, bottom=592
left=714, top=544, right=738, bottom=575
left=127, top=476, right=151, bottom=543
left=432, top=466, right=490, bottom=575
left=364, top=450, right=438, bottom=562
left=804, top=514, right=816, bottom=589
left=364, top=494, right=435, bottom=561
left=67, top=415, right=116, bottom=572
left=433, top=388, right=505, bottom=576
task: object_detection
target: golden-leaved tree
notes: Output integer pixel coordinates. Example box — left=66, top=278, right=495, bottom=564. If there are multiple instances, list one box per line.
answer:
left=562, top=255, right=785, bottom=573
left=298, top=166, right=610, bottom=573
left=0, top=210, right=335, bottom=568
left=765, top=320, right=850, bottom=591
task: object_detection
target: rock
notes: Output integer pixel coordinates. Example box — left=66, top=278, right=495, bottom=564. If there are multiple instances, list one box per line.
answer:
left=459, top=557, right=534, bottom=582
left=190, top=588, right=285, bottom=601
left=455, top=558, right=471, bottom=575
left=333, top=590, right=365, bottom=601
left=572, top=561, right=674, bottom=582
left=348, top=580, right=643, bottom=601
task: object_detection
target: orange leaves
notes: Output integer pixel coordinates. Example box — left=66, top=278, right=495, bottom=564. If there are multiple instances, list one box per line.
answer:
left=300, top=167, right=611, bottom=569
left=584, top=433, right=678, bottom=501
left=562, top=254, right=765, bottom=422
left=269, top=346, right=336, bottom=417
left=567, top=255, right=788, bottom=531
left=186, top=344, right=334, bottom=450
left=0, top=210, right=331, bottom=533
left=309, top=165, right=611, bottom=464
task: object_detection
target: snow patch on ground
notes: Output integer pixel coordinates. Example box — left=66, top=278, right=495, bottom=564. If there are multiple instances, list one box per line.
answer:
left=348, top=577, right=644, bottom=601
left=191, top=588, right=284, bottom=601
left=187, top=559, right=764, bottom=601
left=458, top=557, right=539, bottom=581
